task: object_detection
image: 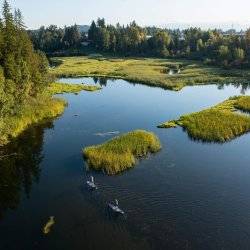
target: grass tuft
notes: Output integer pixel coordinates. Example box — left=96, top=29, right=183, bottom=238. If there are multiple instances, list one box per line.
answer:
left=83, top=130, right=161, bottom=175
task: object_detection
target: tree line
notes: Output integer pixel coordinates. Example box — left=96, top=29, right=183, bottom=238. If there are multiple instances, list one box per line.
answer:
left=0, top=0, right=49, bottom=118
left=29, top=24, right=83, bottom=53
left=88, top=19, right=250, bottom=68
left=29, top=18, right=250, bottom=69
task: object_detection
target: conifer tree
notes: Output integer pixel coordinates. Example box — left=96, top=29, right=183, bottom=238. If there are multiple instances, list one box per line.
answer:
left=0, top=0, right=49, bottom=115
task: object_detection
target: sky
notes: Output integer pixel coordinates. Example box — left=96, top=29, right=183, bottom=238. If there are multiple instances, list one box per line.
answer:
left=7, top=0, right=250, bottom=30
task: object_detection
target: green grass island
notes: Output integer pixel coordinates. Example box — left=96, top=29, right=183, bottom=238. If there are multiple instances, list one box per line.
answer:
left=83, top=130, right=161, bottom=175
left=158, top=96, right=250, bottom=142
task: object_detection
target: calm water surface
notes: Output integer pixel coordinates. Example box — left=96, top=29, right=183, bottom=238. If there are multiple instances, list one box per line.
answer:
left=1, top=78, right=250, bottom=250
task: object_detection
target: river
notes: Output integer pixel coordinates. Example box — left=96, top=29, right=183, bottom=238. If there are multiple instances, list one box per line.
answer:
left=1, top=78, right=250, bottom=249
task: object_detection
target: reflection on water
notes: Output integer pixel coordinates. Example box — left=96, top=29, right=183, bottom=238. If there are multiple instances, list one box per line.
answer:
left=0, top=122, right=53, bottom=219
left=60, top=76, right=250, bottom=94
left=217, top=82, right=250, bottom=94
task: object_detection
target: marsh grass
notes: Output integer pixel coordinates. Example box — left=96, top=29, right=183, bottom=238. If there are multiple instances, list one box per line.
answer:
left=0, top=97, right=67, bottom=146
left=83, top=130, right=161, bottom=175
left=234, top=96, right=250, bottom=113
left=50, top=56, right=250, bottom=90
left=178, top=109, right=250, bottom=142
left=158, top=96, right=250, bottom=142
left=47, top=82, right=101, bottom=95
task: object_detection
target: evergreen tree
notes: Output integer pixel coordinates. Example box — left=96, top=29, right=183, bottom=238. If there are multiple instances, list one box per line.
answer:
left=0, top=0, right=49, bottom=115
left=88, top=21, right=97, bottom=41
left=14, top=8, right=25, bottom=30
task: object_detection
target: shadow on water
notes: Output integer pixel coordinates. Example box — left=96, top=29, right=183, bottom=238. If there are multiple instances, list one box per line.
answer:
left=0, top=121, right=53, bottom=220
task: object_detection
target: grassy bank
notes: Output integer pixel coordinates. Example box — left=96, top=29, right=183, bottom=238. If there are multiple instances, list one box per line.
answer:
left=83, top=130, right=161, bottom=175
left=0, top=97, right=66, bottom=146
left=0, top=82, right=100, bottom=146
left=158, top=96, right=250, bottom=142
left=50, top=56, right=250, bottom=91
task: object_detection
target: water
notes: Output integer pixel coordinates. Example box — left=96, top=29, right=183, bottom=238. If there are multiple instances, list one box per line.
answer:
left=1, top=78, right=250, bottom=250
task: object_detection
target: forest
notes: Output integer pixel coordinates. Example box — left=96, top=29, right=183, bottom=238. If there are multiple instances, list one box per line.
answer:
left=0, top=0, right=49, bottom=117
left=0, top=0, right=66, bottom=146
left=29, top=18, right=250, bottom=68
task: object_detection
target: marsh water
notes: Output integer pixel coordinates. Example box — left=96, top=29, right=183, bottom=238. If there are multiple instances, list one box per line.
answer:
left=1, top=78, right=250, bottom=250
